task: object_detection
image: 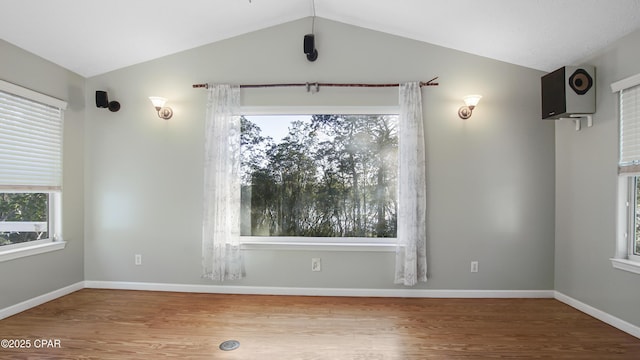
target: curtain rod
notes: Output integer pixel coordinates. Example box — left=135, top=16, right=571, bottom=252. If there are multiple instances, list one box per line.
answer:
left=192, top=77, right=439, bottom=91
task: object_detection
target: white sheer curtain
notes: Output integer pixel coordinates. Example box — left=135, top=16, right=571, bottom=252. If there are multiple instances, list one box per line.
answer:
left=395, top=82, right=428, bottom=286
left=202, top=84, right=244, bottom=281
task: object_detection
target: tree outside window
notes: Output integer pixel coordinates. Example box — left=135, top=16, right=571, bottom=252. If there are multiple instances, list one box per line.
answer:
left=240, top=114, right=398, bottom=238
left=0, top=193, right=48, bottom=245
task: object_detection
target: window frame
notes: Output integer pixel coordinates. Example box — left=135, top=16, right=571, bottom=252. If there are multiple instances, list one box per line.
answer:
left=612, top=74, right=640, bottom=274
left=626, top=177, right=640, bottom=263
left=612, top=176, right=640, bottom=273
left=0, top=80, right=66, bottom=262
left=239, top=106, right=399, bottom=249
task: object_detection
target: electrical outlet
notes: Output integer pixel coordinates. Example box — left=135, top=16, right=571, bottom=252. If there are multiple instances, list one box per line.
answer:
left=311, top=258, right=321, bottom=272
left=135, top=254, right=142, bottom=266
left=470, top=261, right=478, bottom=273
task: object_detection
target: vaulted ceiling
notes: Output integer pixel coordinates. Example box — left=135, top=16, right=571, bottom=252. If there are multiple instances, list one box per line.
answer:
left=1, top=0, right=640, bottom=77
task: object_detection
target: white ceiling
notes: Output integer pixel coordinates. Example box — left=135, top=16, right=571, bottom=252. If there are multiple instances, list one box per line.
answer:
left=1, top=0, right=640, bottom=78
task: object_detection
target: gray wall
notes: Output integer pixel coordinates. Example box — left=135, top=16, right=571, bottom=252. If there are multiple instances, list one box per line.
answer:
left=555, top=28, right=640, bottom=327
left=0, top=40, right=85, bottom=308
left=84, top=18, right=555, bottom=290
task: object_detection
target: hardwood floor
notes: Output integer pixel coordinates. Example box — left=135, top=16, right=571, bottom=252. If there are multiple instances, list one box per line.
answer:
left=1, top=289, right=639, bottom=359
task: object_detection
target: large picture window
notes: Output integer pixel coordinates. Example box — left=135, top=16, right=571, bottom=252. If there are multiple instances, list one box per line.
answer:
left=240, top=114, right=398, bottom=241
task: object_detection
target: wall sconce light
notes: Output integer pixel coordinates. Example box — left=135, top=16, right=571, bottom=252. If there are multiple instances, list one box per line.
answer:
left=148, top=96, right=173, bottom=120
left=458, top=95, right=482, bottom=119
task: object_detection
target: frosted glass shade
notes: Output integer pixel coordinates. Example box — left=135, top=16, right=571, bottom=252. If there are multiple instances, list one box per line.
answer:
left=463, top=95, right=482, bottom=108
left=149, top=96, right=167, bottom=109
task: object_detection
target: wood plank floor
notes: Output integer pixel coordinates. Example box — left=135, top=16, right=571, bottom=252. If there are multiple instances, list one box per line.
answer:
left=1, top=289, right=639, bottom=359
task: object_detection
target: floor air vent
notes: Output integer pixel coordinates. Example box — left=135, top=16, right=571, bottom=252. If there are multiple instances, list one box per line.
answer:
left=219, top=340, right=240, bottom=351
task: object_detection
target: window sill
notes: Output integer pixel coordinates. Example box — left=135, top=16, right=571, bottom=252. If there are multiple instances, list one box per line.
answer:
left=610, top=258, right=640, bottom=275
left=0, top=241, right=67, bottom=263
left=241, top=241, right=396, bottom=252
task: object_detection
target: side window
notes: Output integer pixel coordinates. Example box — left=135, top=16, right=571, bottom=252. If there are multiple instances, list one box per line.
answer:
left=0, top=82, right=64, bottom=251
left=629, top=177, right=640, bottom=262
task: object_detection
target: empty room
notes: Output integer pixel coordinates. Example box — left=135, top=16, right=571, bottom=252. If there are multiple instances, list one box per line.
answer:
left=1, top=0, right=640, bottom=358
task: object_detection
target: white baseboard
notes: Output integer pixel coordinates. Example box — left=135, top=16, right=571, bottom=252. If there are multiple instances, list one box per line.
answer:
left=0, top=281, right=84, bottom=320
left=84, top=280, right=554, bottom=298
left=8, top=281, right=639, bottom=341
left=554, top=291, right=640, bottom=339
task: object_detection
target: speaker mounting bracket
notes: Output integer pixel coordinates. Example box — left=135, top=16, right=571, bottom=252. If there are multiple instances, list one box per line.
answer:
left=561, top=114, right=593, bottom=131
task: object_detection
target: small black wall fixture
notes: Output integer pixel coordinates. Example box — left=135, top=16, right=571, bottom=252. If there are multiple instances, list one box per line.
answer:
left=303, top=34, right=318, bottom=62
left=95, top=90, right=120, bottom=112
left=303, top=0, right=318, bottom=62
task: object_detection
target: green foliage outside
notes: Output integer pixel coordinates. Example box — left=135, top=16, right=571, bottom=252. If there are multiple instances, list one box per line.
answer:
left=636, top=179, right=640, bottom=254
left=241, top=114, right=398, bottom=238
left=0, top=193, right=48, bottom=245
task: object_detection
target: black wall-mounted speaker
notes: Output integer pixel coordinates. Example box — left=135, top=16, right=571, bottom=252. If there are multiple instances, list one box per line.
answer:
left=108, top=101, right=120, bottom=112
left=303, top=34, right=318, bottom=62
left=541, top=66, right=595, bottom=119
left=95, top=90, right=121, bottom=112
left=304, top=34, right=314, bottom=54
left=95, top=90, right=109, bottom=108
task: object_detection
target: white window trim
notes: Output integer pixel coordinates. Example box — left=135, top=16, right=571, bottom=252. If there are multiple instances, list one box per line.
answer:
left=611, top=73, right=640, bottom=93
left=611, top=258, right=640, bottom=275
left=0, top=239, right=66, bottom=263
left=0, top=80, right=67, bottom=110
left=239, top=106, right=399, bottom=250
left=240, top=105, right=400, bottom=116
left=611, top=73, right=640, bottom=274
left=242, top=236, right=397, bottom=251
left=242, top=242, right=396, bottom=252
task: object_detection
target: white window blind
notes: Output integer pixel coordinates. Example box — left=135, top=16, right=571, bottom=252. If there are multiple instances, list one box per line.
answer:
left=0, top=84, right=65, bottom=191
left=619, top=84, right=640, bottom=174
